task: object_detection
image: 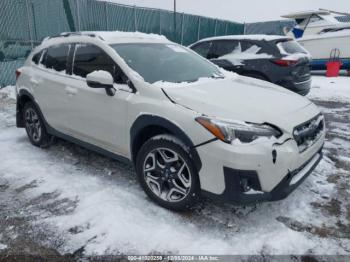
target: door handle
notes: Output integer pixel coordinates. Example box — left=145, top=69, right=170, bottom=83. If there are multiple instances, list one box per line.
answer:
left=65, top=86, right=77, bottom=96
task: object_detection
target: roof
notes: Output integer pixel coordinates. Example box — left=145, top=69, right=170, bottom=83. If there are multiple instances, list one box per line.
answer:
left=192, top=34, right=289, bottom=45
left=281, top=10, right=330, bottom=19
left=44, top=31, right=171, bottom=44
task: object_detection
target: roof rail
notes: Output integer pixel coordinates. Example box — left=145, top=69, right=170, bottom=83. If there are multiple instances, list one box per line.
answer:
left=44, top=32, right=104, bottom=41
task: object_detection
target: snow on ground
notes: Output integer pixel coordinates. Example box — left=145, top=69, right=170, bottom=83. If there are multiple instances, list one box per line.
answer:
left=309, top=76, right=350, bottom=103
left=0, top=77, right=350, bottom=257
left=0, top=86, right=16, bottom=100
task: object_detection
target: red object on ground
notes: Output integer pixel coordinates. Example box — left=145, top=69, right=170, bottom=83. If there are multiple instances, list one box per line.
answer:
left=326, top=61, right=341, bottom=77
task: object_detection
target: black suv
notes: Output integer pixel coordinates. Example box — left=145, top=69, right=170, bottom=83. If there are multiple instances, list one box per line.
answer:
left=189, top=35, right=312, bottom=95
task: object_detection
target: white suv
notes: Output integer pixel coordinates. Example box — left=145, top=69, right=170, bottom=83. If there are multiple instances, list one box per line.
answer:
left=16, top=31, right=325, bottom=211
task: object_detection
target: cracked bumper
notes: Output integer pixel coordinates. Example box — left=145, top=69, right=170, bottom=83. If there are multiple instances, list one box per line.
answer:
left=196, top=132, right=325, bottom=204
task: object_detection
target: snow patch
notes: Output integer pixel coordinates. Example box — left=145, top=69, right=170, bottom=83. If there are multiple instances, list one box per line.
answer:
left=152, top=77, right=221, bottom=88
left=0, top=85, right=16, bottom=100
left=217, top=43, right=273, bottom=66
left=0, top=243, right=7, bottom=250
left=309, top=76, right=350, bottom=102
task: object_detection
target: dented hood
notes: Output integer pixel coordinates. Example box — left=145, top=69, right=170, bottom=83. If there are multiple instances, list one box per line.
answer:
left=162, top=76, right=320, bottom=133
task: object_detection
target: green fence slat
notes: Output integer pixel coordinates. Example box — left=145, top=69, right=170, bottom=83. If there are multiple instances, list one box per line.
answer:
left=215, top=20, right=227, bottom=36
left=136, top=8, right=160, bottom=34
left=108, top=4, right=135, bottom=32
left=79, top=0, right=107, bottom=31
left=198, top=17, right=216, bottom=40
left=0, top=59, right=25, bottom=87
left=0, top=0, right=29, bottom=40
left=181, top=14, right=200, bottom=46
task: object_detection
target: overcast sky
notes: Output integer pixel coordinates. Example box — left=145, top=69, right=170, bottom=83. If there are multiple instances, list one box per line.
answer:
left=106, top=0, right=350, bottom=23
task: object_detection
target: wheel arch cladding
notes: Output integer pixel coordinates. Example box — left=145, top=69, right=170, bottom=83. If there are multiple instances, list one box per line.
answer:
left=130, top=115, right=202, bottom=172
left=17, top=90, right=36, bottom=128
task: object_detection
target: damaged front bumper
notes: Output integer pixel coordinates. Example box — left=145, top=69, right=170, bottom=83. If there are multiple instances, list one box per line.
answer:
left=197, top=129, right=325, bottom=205
left=207, top=149, right=322, bottom=204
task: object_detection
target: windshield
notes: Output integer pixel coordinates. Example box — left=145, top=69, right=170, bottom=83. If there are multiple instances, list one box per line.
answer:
left=111, top=43, right=222, bottom=84
left=277, top=40, right=308, bottom=55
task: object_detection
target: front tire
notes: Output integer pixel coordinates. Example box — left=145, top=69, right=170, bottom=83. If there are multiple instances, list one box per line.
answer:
left=136, top=135, right=200, bottom=211
left=23, top=102, right=50, bottom=147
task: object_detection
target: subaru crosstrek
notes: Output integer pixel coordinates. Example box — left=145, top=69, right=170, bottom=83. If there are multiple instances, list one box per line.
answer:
left=16, top=31, right=325, bottom=211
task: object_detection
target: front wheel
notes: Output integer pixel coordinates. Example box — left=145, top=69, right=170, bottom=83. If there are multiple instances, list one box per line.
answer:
left=136, top=135, right=200, bottom=211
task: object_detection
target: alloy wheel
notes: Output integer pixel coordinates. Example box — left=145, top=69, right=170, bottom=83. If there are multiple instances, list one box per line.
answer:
left=25, top=108, right=42, bottom=143
left=143, top=148, right=192, bottom=202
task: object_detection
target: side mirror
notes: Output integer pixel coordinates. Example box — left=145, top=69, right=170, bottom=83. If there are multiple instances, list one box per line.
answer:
left=86, top=70, right=116, bottom=96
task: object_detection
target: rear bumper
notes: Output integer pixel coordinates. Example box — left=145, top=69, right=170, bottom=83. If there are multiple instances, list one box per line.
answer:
left=278, top=77, right=312, bottom=96
left=202, top=148, right=323, bottom=204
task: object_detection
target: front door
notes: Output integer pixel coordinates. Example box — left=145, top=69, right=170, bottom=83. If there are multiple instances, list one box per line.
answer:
left=64, top=44, right=132, bottom=156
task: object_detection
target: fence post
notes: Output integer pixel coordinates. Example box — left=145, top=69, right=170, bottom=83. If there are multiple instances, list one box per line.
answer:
left=197, top=17, right=201, bottom=40
left=225, top=23, right=228, bottom=35
left=159, top=9, right=162, bottom=34
left=76, top=0, right=81, bottom=31
left=180, top=13, right=184, bottom=45
left=158, top=9, right=162, bottom=35
left=105, top=1, right=109, bottom=30
left=30, top=3, right=38, bottom=41
left=214, top=19, right=218, bottom=36
left=134, top=5, right=137, bottom=31
left=25, top=0, right=34, bottom=49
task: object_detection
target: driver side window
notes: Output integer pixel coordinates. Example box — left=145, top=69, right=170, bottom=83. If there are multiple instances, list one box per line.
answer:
left=73, top=44, right=127, bottom=84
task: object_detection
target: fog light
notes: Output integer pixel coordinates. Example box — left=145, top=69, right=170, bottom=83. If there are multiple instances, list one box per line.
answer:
left=240, top=178, right=251, bottom=192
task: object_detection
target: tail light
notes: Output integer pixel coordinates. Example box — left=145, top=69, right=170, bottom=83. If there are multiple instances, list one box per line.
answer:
left=272, top=59, right=299, bottom=67
left=15, top=69, right=21, bottom=81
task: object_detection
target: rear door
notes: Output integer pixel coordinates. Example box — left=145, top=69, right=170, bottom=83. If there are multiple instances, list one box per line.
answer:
left=32, top=44, right=72, bottom=133
left=64, top=43, right=131, bottom=156
left=208, top=40, right=243, bottom=72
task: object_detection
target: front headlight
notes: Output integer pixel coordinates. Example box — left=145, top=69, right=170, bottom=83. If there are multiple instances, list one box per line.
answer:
left=196, top=116, right=282, bottom=143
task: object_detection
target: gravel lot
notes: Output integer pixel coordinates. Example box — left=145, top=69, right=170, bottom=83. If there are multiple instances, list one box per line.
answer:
left=0, top=76, right=349, bottom=259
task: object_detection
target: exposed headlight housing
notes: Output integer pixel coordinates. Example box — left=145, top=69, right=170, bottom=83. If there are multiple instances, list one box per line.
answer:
left=196, top=116, right=282, bottom=143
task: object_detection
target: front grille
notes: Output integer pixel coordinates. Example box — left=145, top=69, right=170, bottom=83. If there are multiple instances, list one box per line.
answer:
left=293, top=114, right=325, bottom=152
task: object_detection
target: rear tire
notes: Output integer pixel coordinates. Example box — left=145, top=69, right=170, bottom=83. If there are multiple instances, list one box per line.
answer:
left=23, top=102, right=50, bottom=147
left=136, top=134, right=200, bottom=211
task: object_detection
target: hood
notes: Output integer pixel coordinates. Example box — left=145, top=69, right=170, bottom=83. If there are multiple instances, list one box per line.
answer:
left=161, top=76, right=319, bottom=133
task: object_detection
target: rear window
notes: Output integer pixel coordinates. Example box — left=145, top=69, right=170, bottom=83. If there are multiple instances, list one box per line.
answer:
left=32, top=50, right=43, bottom=64
left=191, top=41, right=212, bottom=58
left=277, top=40, right=308, bottom=55
left=210, top=40, right=240, bottom=59
left=41, top=44, right=70, bottom=73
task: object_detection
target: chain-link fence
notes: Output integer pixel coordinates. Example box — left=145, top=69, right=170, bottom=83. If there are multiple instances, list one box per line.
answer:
left=0, top=0, right=244, bottom=86
left=244, top=20, right=296, bottom=35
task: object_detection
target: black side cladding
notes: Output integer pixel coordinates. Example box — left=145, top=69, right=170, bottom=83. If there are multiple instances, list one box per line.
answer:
left=130, top=115, right=202, bottom=171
